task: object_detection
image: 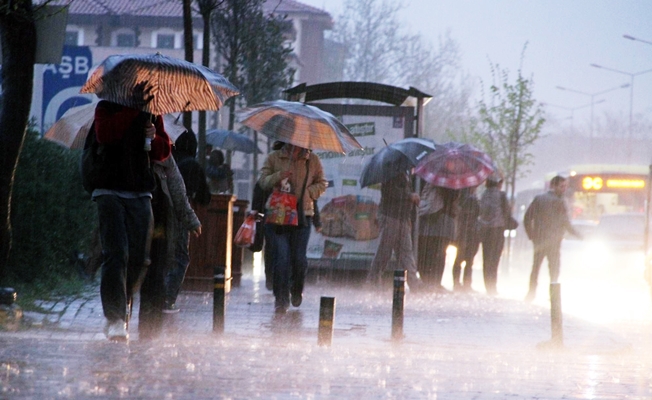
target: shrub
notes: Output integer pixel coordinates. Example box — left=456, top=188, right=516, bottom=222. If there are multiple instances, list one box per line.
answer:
left=7, top=129, right=97, bottom=291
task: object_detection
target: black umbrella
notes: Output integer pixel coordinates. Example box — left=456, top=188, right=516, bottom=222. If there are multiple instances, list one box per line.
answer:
left=360, top=137, right=436, bottom=188
left=205, top=128, right=261, bottom=154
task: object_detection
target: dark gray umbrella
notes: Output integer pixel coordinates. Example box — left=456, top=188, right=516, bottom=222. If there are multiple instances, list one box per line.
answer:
left=205, top=129, right=261, bottom=154
left=360, top=137, right=436, bottom=188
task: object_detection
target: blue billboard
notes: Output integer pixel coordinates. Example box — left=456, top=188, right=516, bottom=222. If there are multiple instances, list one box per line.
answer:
left=41, top=45, right=94, bottom=132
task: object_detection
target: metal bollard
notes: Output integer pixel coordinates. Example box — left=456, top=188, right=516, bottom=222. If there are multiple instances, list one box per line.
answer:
left=550, top=282, right=563, bottom=346
left=318, top=297, right=336, bottom=346
left=213, top=266, right=226, bottom=333
left=392, top=270, right=406, bottom=340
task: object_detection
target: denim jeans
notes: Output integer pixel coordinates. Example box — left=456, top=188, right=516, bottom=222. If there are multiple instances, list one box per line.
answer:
left=165, top=221, right=190, bottom=304
left=265, top=221, right=311, bottom=308
left=96, top=195, right=153, bottom=323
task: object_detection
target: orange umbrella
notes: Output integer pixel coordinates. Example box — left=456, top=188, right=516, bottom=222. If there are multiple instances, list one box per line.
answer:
left=236, top=100, right=362, bottom=154
left=80, top=53, right=239, bottom=115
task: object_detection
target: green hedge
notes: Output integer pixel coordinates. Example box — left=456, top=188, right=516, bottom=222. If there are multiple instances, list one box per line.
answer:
left=8, top=129, right=97, bottom=289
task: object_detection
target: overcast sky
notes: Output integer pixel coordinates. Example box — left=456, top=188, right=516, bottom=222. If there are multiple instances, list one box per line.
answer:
left=297, top=0, right=652, bottom=129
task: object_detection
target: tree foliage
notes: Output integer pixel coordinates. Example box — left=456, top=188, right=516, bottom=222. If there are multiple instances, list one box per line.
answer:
left=466, top=44, right=546, bottom=200
left=327, top=0, right=472, bottom=141
left=212, top=0, right=294, bottom=127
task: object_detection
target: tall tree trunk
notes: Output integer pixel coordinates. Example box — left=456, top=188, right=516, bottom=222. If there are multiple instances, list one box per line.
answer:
left=198, top=12, right=212, bottom=169
left=0, top=3, right=37, bottom=282
left=182, top=0, right=193, bottom=132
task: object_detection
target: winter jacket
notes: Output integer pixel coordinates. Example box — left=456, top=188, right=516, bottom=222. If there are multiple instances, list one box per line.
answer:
left=523, top=191, right=579, bottom=245
left=258, top=148, right=327, bottom=217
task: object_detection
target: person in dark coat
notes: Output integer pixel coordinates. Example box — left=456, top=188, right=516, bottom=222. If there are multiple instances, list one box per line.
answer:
left=367, top=171, right=423, bottom=290
left=523, top=175, right=582, bottom=302
left=206, top=149, right=234, bottom=194
left=418, top=184, right=460, bottom=293
left=91, top=100, right=171, bottom=341
left=451, top=186, right=480, bottom=292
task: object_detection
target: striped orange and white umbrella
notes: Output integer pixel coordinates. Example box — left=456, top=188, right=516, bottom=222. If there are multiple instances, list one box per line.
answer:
left=236, top=100, right=362, bottom=154
left=43, top=102, right=187, bottom=149
left=80, top=53, right=239, bottom=115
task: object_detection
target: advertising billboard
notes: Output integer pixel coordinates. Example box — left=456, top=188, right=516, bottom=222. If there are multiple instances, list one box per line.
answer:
left=306, top=104, right=415, bottom=271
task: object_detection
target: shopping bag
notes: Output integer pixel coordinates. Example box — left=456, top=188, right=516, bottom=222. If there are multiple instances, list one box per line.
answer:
left=265, top=190, right=299, bottom=226
left=234, top=213, right=257, bottom=247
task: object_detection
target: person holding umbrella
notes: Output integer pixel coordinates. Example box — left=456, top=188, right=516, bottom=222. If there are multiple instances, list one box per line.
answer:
left=413, top=142, right=494, bottom=293
left=90, top=100, right=171, bottom=341
left=451, top=186, right=481, bottom=292
left=367, top=169, right=424, bottom=290
left=417, top=183, right=461, bottom=293
left=258, top=143, right=327, bottom=313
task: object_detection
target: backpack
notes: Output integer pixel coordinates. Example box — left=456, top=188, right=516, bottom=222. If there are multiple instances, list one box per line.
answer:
left=80, top=122, right=105, bottom=194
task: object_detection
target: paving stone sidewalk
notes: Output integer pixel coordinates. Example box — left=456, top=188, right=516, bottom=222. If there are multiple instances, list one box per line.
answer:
left=0, top=273, right=651, bottom=399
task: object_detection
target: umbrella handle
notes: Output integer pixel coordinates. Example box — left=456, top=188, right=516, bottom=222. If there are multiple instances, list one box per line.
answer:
left=144, top=113, right=155, bottom=151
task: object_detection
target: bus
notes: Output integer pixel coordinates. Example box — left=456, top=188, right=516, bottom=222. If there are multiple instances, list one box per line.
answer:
left=545, top=164, right=649, bottom=222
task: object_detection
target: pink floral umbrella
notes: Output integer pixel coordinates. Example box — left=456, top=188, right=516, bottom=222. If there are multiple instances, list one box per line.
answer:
left=414, top=142, right=495, bottom=189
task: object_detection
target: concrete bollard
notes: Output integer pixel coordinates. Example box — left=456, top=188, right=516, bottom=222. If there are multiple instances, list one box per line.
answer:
left=550, top=282, right=563, bottom=346
left=392, top=270, right=406, bottom=341
left=318, top=297, right=336, bottom=346
left=213, top=266, right=226, bottom=334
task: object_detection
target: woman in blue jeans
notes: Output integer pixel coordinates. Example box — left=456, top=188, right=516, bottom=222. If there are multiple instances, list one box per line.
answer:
left=258, top=143, right=327, bottom=313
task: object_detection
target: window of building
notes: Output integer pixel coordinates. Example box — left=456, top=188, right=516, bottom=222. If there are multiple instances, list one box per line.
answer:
left=116, top=33, right=136, bottom=47
left=193, top=33, right=203, bottom=50
left=156, top=34, right=175, bottom=49
left=64, top=31, right=79, bottom=46
left=112, top=29, right=137, bottom=47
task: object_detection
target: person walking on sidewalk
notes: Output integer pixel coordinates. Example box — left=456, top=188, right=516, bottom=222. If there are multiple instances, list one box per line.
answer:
left=90, top=100, right=171, bottom=341
left=258, top=143, right=327, bottom=313
left=163, top=130, right=211, bottom=313
left=418, top=183, right=460, bottom=293
left=478, top=172, right=509, bottom=296
left=367, top=171, right=423, bottom=291
left=523, top=175, right=582, bottom=302
left=140, top=154, right=202, bottom=338
left=451, top=186, right=481, bottom=292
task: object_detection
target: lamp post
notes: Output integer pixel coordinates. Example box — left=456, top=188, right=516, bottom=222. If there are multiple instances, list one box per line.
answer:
left=624, top=34, right=652, bottom=46
left=590, top=64, right=652, bottom=159
left=543, top=100, right=605, bottom=136
left=556, top=84, right=629, bottom=153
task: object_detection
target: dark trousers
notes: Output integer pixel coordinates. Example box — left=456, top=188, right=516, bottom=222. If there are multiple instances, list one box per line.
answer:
left=96, top=195, right=153, bottom=323
left=481, top=227, right=505, bottom=294
left=265, top=221, right=311, bottom=308
left=418, top=235, right=450, bottom=287
left=452, top=237, right=479, bottom=287
left=528, top=240, right=562, bottom=294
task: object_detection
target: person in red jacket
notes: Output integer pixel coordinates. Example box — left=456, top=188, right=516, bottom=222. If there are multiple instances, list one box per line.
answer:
left=92, top=100, right=171, bottom=341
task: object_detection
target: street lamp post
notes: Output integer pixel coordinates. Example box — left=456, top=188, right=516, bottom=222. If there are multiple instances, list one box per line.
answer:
left=543, top=100, right=605, bottom=136
left=590, top=64, right=652, bottom=159
left=555, top=84, right=629, bottom=155
left=623, top=34, right=652, bottom=46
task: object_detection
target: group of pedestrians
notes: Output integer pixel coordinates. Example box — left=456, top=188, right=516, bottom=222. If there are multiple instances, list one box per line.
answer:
left=368, top=170, right=581, bottom=300
left=87, top=98, right=582, bottom=339
left=87, top=100, right=236, bottom=341
left=368, top=170, right=509, bottom=295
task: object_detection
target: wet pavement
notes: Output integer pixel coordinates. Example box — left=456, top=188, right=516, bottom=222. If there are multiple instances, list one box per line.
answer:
left=1, top=250, right=652, bottom=399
